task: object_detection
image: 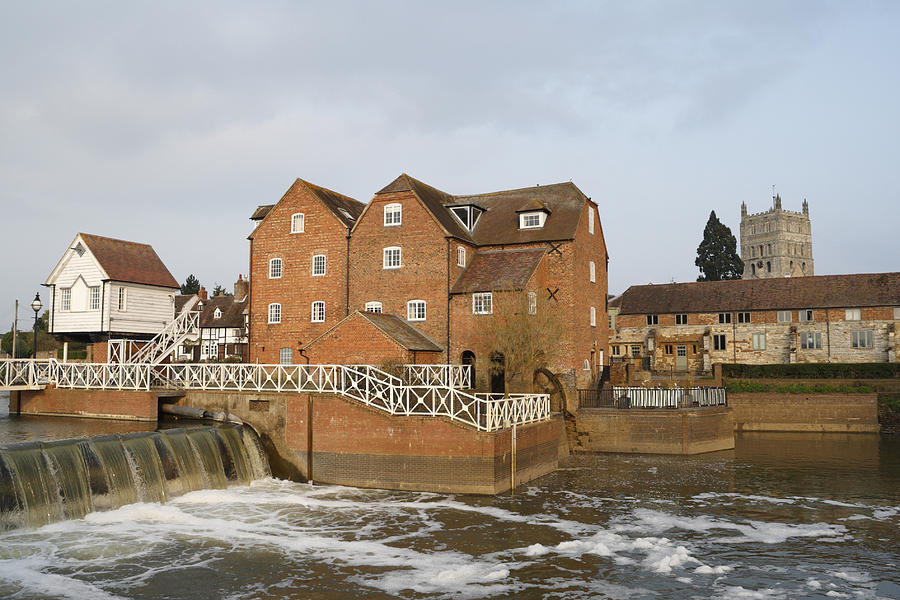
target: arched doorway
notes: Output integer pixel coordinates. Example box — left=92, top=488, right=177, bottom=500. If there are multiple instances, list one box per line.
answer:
left=461, top=351, right=476, bottom=389
left=489, top=351, right=505, bottom=395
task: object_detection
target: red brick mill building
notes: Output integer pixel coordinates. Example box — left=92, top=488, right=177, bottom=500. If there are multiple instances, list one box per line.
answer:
left=248, top=174, right=609, bottom=406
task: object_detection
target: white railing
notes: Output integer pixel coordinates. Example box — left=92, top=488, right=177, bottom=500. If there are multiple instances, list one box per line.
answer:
left=127, top=311, right=200, bottom=365
left=402, top=364, right=472, bottom=388
left=611, top=386, right=727, bottom=409
left=0, top=359, right=150, bottom=391
left=0, top=359, right=55, bottom=389
left=0, top=359, right=549, bottom=432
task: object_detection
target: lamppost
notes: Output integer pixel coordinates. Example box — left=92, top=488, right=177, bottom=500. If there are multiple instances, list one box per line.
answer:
left=31, top=293, right=42, bottom=359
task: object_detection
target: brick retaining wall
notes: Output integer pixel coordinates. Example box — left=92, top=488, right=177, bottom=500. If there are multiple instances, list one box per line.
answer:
left=18, top=386, right=157, bottom=421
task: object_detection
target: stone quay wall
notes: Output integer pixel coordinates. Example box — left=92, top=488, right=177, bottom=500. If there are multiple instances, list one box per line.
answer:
left=574, top=407, right=734, bottom=454
left=728, top=393, right=879, bottom=433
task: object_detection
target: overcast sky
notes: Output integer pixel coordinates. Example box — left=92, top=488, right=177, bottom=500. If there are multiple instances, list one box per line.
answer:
left=2, top=1, right=899, bottom=328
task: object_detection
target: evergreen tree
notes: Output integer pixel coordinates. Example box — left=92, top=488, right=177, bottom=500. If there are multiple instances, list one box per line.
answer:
left=181, top=274, right=201, bottom=295
left=695, top=211, right=744, bottom=281
left=212, top=284, right=231, bottom=297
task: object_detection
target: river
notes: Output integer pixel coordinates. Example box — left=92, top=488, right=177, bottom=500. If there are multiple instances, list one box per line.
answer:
left=0, top=392, right=898, bottom=599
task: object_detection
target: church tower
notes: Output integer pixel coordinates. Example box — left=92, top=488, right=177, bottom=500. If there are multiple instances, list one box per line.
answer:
left=740, top=193, right=813, bottom=279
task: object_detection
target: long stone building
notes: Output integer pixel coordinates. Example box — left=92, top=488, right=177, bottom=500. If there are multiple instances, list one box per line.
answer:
left=740, top=194, right=813, bottom=279
left=248, top=174, right=609, bottom=402
left=609, top=273, right=899, bottom=373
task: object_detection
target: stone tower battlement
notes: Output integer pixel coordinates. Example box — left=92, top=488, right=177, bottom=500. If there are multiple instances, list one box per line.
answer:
left=740, top=194, right=813, bottom=279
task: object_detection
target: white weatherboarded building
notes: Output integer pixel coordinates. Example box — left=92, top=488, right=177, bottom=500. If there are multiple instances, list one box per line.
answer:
left=44, top=233, right=180, bottom=341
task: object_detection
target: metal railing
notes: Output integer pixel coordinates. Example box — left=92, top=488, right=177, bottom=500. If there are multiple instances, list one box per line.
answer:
left=578, top=386, right=727, bottom=409
left=0, top=359, right=550, bottom=432
left=402, top=364, right=472, bottom=388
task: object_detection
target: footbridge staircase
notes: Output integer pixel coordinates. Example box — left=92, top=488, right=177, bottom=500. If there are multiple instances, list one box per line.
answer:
left=108, top=310, right=200, bottom=366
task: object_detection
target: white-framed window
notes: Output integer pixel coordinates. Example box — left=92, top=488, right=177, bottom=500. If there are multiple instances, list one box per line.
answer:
left=384, top=203, right=402, bottom=226
left=473, top=292, right=492, bottom=315
left=280, top=347, right=293, bottom=365
left=291, top=213, right=305, bottom=233
left=851, top=329, right=873, bottom=348
left=61, top=288, right=71, bottom=311
left=311, top=301, right=325, bottom=322
left=894, top=307, right=900, bottom=320
left=646, top=314, right=658, bottom=325
left=365, top=301, right=382, bottom=313
left=269, top=258, right=282, bottom=279
left=590, top=306, right=596, bottom=327
left=737, top=312, right=751, bottom=323
left=801, top=332, right=822, bottom=350
left=407, top=300, right=426, bottom=321
left=117, top=287, right=126, bottom=311
left=457, top=246, right=466, bottom=267
left=777, top=311, right=792, bottom=323
left=589, top=261, right=596, bottom=283
left=583, top=359, right=591, bottom=370
left=719, top=312, right=731, bottom=324
left=612, top=345, right=621, bottom=356
left=799, top=309, right=814, bottom=322
left=630, top=345, right=641, bottom=357
left=845, top=308, right=861, bottom=321
left=519, top=212, right=545, bottom=229
left=713, top=334, right=726, bottom=351
left=383, top=247, right=401, bottom=269
left=268, top=303, right=281, bottom=324
left=312, top=254, right=326, bottom=276
left=89, top=286, right=100, bottom=310
left=752, top=332, right=766, bottom=350
left=588, top=208, right=594, bottom=234
left=213, top=308, right=222, bottom=319
left=676, top=314, right=688, bottom=325
left=528, top=291, right=537, bottom=315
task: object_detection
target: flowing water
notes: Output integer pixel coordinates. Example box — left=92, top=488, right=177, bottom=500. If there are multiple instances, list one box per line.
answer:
left=0, top=392, right=898, bottom=599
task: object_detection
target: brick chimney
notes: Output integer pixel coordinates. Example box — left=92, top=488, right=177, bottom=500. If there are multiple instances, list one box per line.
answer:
left=234, top=274, right=249, bottom=301
left=199, top=286, right=208, bottom=300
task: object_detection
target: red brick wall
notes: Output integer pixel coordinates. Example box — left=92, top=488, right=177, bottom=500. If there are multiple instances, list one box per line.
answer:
left=248, top=181, right=351, bottom=363
left=20, top=386, right=157, bottom=421
left=349, top=190, right=451, bottom=357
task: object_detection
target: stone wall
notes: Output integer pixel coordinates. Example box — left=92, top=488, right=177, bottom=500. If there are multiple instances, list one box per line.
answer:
left=729, top=393, right=879, bottom=432
left=574, top=407, right=734, bottom=454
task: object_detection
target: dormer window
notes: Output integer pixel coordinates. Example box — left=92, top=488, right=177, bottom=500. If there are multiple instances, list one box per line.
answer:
left=448, top=204, right=484, bottom=231
left=519, top=212, right=546, bottom=229
left=214, top=308, right=222, bottom=319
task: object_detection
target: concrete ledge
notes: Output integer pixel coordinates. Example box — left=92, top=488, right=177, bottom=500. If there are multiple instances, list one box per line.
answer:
left=729, top=393, right=880, bottom=433
left=575, top=407, right=734, bottom=454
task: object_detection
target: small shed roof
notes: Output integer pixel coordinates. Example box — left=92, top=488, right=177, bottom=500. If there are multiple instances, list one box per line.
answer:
left=451, top=248, right=545, bottom=294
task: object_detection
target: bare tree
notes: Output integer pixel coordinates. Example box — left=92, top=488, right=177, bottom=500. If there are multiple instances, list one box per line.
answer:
left=482, top=291, right=563, bottom=395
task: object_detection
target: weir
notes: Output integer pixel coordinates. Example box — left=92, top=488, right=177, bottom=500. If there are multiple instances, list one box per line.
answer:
left=0, top=425, right=270, bottom=530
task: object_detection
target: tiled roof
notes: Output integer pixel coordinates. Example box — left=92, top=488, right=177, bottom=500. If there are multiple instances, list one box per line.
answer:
left=80, top=233, right=179, bottom=288
left=615, top=273, right=900, bottom=315
left=197, top=295, right=246, bottom=328
left=451, top=248, right=545, bottom=294
left=361, top=311, right=443, bottom=352
left=301, top=179, right=365, bottom=228
left=175, top=294, right=197, bottom=314
left=250, top=205, right=274, bottom=220
left=373, top=174, right=591, bottom=245
left=249, top=179, right=365, bottom=228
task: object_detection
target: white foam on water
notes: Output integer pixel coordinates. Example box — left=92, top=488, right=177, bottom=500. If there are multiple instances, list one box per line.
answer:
left=806, top=578, right=822, bottom=589
left=676, top=576, right=692, bottom=584
left=872, top=508, right=897, bottom=520
left=524, top=543, right=550, bottom=556
left=714, top=585, right=787, bottom=599
left=830, top=569, right=871, bottom=584
left=626, top=508, right=847, bottom=544
left=825, top=592, right=849, bottom=598
left=693, top=492, right=796, bottom=505
left=695, top=564, right=733, bottom=575
left=0, top=559, right=126, bottom=600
